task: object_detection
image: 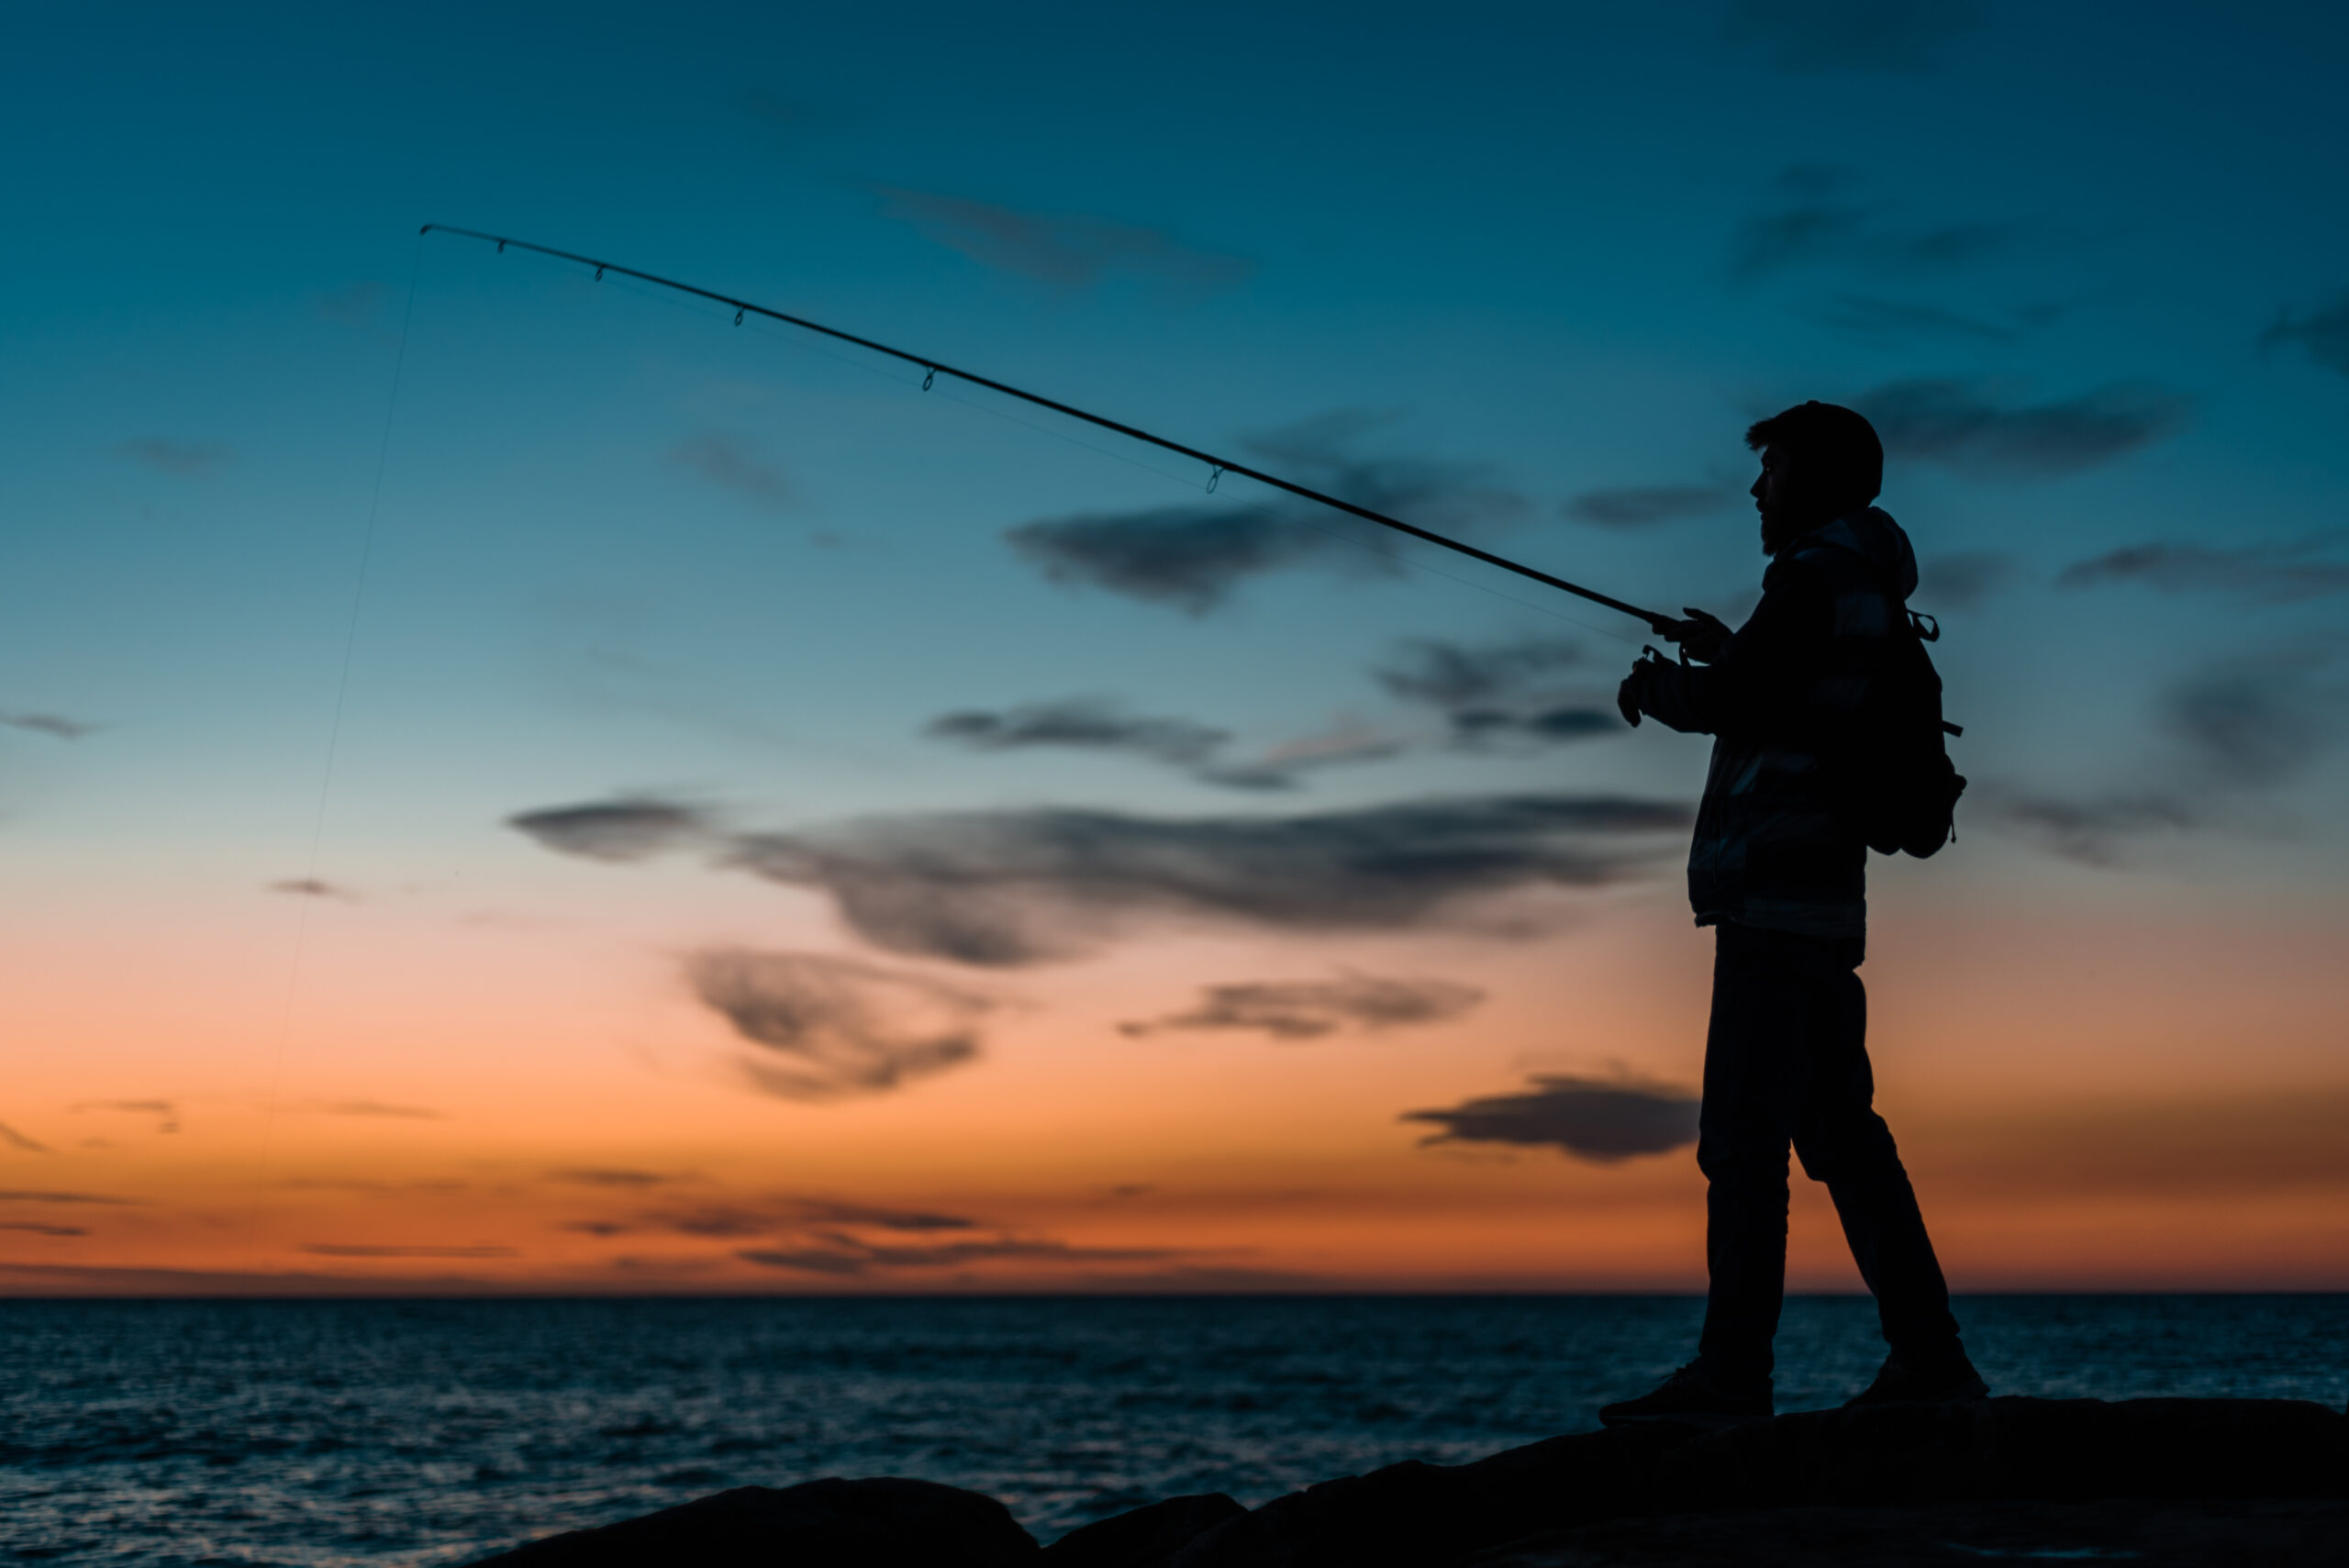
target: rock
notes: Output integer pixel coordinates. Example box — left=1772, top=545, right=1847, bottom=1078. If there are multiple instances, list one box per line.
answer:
left=1449, top=1500, right=2349, bottom=1567
left=466, top=1398, right=2349, bottom=1568
left=471, top=1476, right=1039, bottom=1567
left=1043, top=1494, right=1248, bottom=1568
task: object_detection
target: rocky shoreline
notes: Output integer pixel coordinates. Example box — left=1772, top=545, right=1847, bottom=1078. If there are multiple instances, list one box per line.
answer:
left=473, top=1396, right=2349, bottom=1566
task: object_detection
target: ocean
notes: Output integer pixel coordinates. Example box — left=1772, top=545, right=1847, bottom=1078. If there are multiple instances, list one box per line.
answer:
left=1, top=1295, right=2343, bottom=1564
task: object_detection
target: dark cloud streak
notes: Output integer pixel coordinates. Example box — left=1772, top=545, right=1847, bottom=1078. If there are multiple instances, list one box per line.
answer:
left=686, top=949, right=989, bottom=1099
left=1858, top=378, right=2188, bottom=478
left=1120, top=975, right=1483, bottom=1040
left=1402, top=1073, right=1700, bottom=1163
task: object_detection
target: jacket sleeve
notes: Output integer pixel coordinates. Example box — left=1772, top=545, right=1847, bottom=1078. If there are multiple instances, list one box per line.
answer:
left=1636, top=558, right=1832, bottom=738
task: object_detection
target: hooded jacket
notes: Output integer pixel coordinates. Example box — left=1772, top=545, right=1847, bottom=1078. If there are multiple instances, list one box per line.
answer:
left=1636, top=506, right=1920, bottom=940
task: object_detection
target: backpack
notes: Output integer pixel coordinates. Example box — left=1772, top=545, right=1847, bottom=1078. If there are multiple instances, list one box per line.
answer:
left=1830, top=608, right=1966, bottom=859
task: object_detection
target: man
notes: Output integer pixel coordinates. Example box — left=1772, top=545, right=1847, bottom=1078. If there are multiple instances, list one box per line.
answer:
left=1599, top=401, right=1986, bottom=1427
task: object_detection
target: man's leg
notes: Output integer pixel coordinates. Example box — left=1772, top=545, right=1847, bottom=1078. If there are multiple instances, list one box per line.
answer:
left=1788, top=942, right=1966, bottom=1370
left=1694, top=922, right=1815, bottom=1383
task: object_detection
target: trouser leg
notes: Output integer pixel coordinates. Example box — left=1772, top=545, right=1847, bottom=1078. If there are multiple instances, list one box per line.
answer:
left=1791, top=955, right=1965, bottom=1364
left=1694, top=924, right=1806, bottom=1381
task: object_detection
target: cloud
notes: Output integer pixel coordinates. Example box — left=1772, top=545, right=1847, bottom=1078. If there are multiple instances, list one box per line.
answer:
left=928, top=698, right=1227, bottom=768
left=0, top=712, right=97, bottom=740
left=1726, top=165, right=2021, bottom=283
left=297, top=1244, right=518, bottom=1259
left=507, top=797, right=714, bottom=862
left=0, top=1223, right=83, bottom=1237
left=1119, top=974, right=1484, bottom=1041
left=313, top=1101, right=443, bottom=1119
left=713, top=793, right=1689, bottom=966
left=270, top=878, right=358, bottom=901
left=0, top=1190, right=143, bottom=1205
left=1005, top=506, right=1345, bottom=615
left=2055, top=540, right=2349, bottom=604
left=1401, top=1073, right=1701, bottom=1163
left=1004, top=412, right=1525, bottom=613
left=313, top=281, right=388, bottom=325
left=1724, top=0, right=1987, bottom=73
left=668, top=433, right=793, bottom=513
left=925, top=697, right=1397, bottom=791
left=549, top=1168, right=685, bottom=1189
left=1564, top=484, right=1741, bottom=528
left=71, top=1100, right=173, bottom=1115
left=1375, top=636, right=1622, bottom=750
left=736, top=1233, right=1187, bottom=1278
left=1987, top=643, right=2349, bottom=863
left=2260, top=292, right=2349, bottom=377
left=685, top=949, right=991, bottom=1099
left=116, top=438, right=232, bottom=477
left=0, top=1123, right=49, bottom=1154
left=1375, top=637, right=1587, bottom=709
left=789, top=1199, right=978, bottom=1231
left=1856, top=378, right=2188, bottom=478
left=873, top=185, right=1252, bottom=293
left=1920, top=550, right=2019, bottom=611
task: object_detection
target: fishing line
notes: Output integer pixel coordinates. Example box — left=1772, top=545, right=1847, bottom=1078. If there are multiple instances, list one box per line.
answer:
left=532, top=241, right=1646, bottom=650
left=245, top=231, right=427, bottom=1253
left=419, top=225, right=1677, bottom=636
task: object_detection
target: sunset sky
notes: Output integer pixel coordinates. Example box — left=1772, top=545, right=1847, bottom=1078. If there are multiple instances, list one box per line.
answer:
left=5, top=0, right=2347, bottom=1294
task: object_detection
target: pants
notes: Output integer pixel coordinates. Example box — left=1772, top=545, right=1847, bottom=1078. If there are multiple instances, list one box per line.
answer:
left=1696, top=920, right=1961, bottom=1380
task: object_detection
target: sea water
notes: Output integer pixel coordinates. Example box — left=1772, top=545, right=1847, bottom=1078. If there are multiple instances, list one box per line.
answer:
left=1, top=1295, right=2343, bottom=1565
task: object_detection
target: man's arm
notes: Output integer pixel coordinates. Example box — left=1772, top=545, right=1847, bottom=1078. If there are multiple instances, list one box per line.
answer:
left=1619, top=559, right=1831, bottom=737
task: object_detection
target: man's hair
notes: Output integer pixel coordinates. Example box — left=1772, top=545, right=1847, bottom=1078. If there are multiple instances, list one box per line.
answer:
left=1745, top=401, right=1883, bottom=516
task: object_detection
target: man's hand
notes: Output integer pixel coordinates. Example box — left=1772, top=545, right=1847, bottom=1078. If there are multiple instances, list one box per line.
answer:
left=1661, top=607, right=1731, bottom=664
left=1617, top=656, right=1657, bottom=728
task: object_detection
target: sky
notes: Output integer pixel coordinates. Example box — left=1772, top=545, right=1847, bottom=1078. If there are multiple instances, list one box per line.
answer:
left=4, top=0, right=2347, bottom=1295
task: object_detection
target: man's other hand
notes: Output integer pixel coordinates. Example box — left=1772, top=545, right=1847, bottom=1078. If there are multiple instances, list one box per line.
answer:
left=1663, top=607, right=1731, bottom=663
left=1617, top=660, right=1653, bottom=728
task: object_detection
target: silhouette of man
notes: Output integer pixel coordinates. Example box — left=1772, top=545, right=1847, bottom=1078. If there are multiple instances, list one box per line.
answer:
left=1598, top=402, right=1985, bottom=1427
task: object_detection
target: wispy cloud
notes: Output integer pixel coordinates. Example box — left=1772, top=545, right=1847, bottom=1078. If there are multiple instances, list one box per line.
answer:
left=1724, top=0, right=1986, bottom=73
left=1005, top=412, right=1525, bottom=614
left=1988, top=642, right=2349, bottom=863
left=548, top=1168, right=688, bottom=1189
left=269, top=878, right=359, bottom=901
left=1119, top=974, right=1484, bottom=1041
left=297, top=1244, right=518, bottom=1259
left=1728, top=165, right=2020, bottom=283
left=737, top=1233, right=1188, bottom=1278
left=924, top=696, right=1399, bottom=791
left=0, top=1190, right=144, bottom=1206
left=2260, top=291, right=2349, bottom=377
left=1401, top=1073, right=1700, bottom=1163
left=668, top=433, right=793, bottom=513
left=685, top=949, right=991, bottom=1099
left=715, top=794, right=1688, bottom=966
left=1, top=712, right=97, bottom=740
left=312, top=1101, right=443, bottom=1120
left=1563, top=484, right=1741, bottom=528
left=873, top=185, right=1252, bottom=293
left=0, top=1123, right=50, bottom=1155
left=508, top=789, right=1687, bottom=968
left=507, top=797, right=714, bottom=862
left=2055, top=539, right=2349, bottom=604
left=1857, top=378, right=2188, bottom=478
left=1375, top=635, right=1623, bottom=750
left=116, top=437, right=232, bottom=477
left=0, top=1222, right=84, bottom=1237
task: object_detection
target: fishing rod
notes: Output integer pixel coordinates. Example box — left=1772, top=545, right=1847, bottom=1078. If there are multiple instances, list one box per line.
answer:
left=419, top=224, right=1678, bottom=635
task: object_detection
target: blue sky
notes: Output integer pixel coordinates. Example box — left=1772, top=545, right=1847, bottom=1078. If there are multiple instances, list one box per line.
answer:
left=4, top=1, right=2348, bottom=1290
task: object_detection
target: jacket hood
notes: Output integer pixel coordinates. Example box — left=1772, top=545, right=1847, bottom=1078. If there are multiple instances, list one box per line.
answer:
left=1796, top=506, right=1918, bottom=601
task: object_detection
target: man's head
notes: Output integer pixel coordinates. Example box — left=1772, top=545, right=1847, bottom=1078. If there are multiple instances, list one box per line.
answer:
left=1744, top=401, right=1883, bottom=554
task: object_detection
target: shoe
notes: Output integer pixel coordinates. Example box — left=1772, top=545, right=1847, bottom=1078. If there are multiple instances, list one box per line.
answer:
left=1598, top=1361, right=1774, bottom=1429
left=1842, top=1351, right=1989, bottom=1408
